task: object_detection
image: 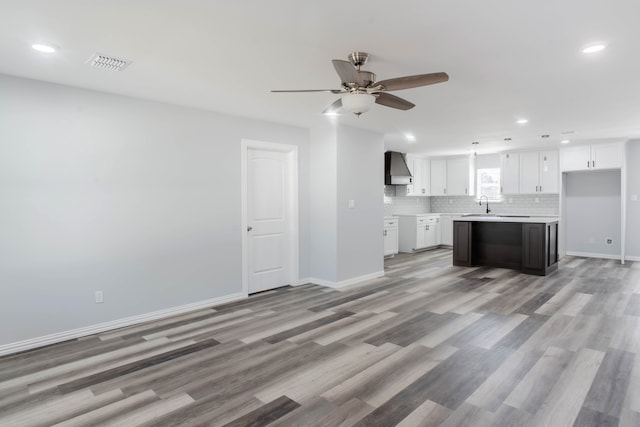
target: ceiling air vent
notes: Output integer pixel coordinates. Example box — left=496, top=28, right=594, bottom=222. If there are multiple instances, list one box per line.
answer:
left=86, top=53, right=131, bottom=71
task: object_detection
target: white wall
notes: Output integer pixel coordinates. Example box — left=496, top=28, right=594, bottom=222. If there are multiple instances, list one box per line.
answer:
left=565, top=170, right=621, bottom=257
left=309, top=121, right=338, bottom=282
left=337, top=125, right=384, bottom=281
left=308, top=122, right=385, bottom=285
left=626, top=140, right=640, bottom=259
left=0, top=74, right=309, bottom=347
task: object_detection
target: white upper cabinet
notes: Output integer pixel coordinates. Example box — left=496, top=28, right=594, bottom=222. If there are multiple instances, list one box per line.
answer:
left=518, top=150, right=559, bottom=194
left=405, top=156, right=430, bottom=196
left=560, top=142, right=623, bottom=172
left=500, top=153, right=520, bottom=194
left=519, top=151, right=540, bottom=194
left=430, top=157, right=474, bottom=196
left=446, top=158, right=468, bottom=196
left=430, top=159, right=447, bottom=196
left=591, top=143, right=624, bottom=170
left=539, top=151, right=559, bottom=194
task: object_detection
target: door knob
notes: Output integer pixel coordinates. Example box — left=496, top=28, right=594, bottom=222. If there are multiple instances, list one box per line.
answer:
left=247, top=226, right=253, bottom=232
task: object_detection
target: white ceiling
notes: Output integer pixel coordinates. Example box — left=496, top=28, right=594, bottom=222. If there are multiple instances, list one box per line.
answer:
left=2, top=0, right=639, bottom=156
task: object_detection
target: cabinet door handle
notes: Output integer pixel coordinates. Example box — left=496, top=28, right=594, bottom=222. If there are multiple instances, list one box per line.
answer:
left=465, top=188, right=467, bottom=194
left=592, top=160, right=595, bottom=168
left=540, top=185, right=542, bottom=192
left=444, top=188, right=447, bottom=194
left=384, top=230, right=387, bottom=236
left=501, top=186, right=503, bottom=193
left=587, top=160, right=590, bottom=168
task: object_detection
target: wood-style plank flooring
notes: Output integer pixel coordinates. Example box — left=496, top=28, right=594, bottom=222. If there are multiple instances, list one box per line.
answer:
left=2, top=250, right=640, bottom=426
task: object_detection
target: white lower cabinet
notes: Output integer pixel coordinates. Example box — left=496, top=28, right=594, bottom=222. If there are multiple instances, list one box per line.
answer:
left=398, top=215, right=440, bottom=253
left=383, top=217, right=399, bottom=257
left=439, top=215, right=453, bottom=246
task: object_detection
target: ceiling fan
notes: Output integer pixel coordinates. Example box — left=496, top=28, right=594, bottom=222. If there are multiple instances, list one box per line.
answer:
left=271, top=52, right=449, bottom=116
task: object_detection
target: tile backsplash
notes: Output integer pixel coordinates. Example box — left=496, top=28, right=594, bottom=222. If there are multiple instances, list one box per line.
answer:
left=384, top=185, right=559, bottom=216
left=431, top=194, right=559, bottom=215
left=384, top=186, right=430, bottom=216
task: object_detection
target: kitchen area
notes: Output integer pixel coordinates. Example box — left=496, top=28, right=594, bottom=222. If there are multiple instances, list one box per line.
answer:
left=382, top=141, right=628, bottom=273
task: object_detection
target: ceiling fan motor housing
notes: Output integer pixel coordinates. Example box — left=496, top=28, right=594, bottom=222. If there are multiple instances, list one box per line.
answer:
left=348, top=51, right=369, bottom=68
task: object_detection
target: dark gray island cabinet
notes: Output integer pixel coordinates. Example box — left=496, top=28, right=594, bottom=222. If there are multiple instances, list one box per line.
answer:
left=453, top=216, right=559, bottom=276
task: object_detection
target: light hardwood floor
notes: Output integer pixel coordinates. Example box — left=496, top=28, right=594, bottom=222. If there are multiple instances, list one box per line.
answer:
left=2, top=249, right=640, bottom=426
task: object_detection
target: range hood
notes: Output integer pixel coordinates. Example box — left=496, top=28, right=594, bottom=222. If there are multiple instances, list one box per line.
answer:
left=385, top=151, right=413, bottom=185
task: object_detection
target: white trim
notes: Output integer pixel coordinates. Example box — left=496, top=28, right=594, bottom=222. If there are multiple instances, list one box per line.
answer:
left=565, top=251, right=622, bottom=260
left=0, top=293, right=245, bottom=357
left=308, top=271, right=385, bottom=289
left=622, top=140, right=628, bottom=264
left=241, top=139, right=300, bottom=295
left=293, top=278, right=312, bottom=286
left=625, top=256, right=640, bottom=261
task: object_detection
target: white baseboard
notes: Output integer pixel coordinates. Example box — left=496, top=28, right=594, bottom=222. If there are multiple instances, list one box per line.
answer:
left=308, top=271, right=385, bottom=289
left=565, top=251, right=621, bottom=260
left=0, top=292, right=246, bottom=357
left=624, top=255, right=640, bottom=261
left=292, top=278, right=313, bottom=286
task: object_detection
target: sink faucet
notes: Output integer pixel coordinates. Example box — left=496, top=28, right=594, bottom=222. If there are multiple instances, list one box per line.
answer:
left=479, top=195, right=491, bottom=214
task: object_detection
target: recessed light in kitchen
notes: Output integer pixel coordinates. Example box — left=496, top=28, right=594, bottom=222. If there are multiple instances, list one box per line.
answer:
left=404, top=133, right=416, bottom=142
left=582, top=43, right=607, bottom=54
left=561, top=140, right=570, bottom=144
left=31, top=43, right=57, bottom=53
left=516, top=119, right=528, bottom=124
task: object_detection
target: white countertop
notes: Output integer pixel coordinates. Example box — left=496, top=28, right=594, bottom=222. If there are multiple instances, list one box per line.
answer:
left=453, top=215, right=559, bottom=224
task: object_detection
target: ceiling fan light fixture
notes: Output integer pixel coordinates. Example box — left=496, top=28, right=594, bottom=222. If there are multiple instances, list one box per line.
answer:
left=341, top=93, right=375, bottom=114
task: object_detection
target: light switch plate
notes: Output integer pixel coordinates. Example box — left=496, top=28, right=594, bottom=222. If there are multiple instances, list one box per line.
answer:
left=632, top=194, right=638, bottom=201
left=348, top=200, right=355, bottom=209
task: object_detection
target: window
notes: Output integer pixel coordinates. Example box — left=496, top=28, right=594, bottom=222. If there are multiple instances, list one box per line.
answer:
left=476, top=167, right=502, bottom=202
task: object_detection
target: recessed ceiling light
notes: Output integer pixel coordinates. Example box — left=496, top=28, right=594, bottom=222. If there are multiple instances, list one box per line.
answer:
left=582, top=43, right=607, bottom=54
left=31, top=43, right=57, bottom=53
left=404, top=133, right=416, bottom=142
left=561, top=139, right=570, bottom=144
left=516, top=119, right=528, bottom=124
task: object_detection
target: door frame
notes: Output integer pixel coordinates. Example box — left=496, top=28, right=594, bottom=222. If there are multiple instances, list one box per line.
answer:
left=241, top=139, right=299, bottom=296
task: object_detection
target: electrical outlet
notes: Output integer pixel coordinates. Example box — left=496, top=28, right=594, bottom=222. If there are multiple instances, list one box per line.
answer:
left=632, top=194, right=638, bottom=202
left=348, top=200, right=355, bottom=209
left=606, top=238, right=613, bottom=245
left=95, top=290, right=104, bottom=304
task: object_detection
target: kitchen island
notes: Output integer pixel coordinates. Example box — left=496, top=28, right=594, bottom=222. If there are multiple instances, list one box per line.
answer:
left=452, top=215, right=559, bottom=276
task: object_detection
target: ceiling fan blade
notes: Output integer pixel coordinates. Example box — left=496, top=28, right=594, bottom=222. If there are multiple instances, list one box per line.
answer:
left=332, top=59, right=361, bottom=84
left=374, top=92, right=415, bottom=110
left=322, top=98, right=343, bottom=114
left=375, top=72, right=449, bottom=91
left=271, top=89, right=343, bottom=93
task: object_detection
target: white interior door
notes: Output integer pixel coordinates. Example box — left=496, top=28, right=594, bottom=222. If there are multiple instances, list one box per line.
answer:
left=246, top=148, right=293, bottom=293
